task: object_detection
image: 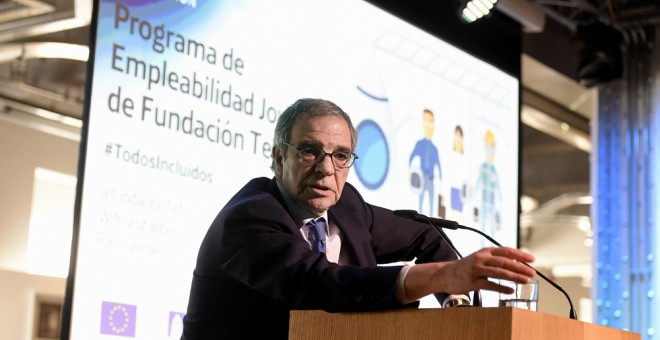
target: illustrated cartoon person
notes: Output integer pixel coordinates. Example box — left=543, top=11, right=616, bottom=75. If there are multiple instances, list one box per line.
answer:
left=453, top=125, right=464, bottom=154
left=409, top=109, right=442, bottom=216
left=475, top=129, right=501, bottom=238
left=448, top=125, right=467, bottom=220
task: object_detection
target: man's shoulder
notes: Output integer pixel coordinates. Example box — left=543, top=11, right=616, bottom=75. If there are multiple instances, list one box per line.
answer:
left=224, top=177, right=281, bottom=209
left=337, top=181, right=361, bottom=200
left=242, top=176, right=275, bottom=191
left=211, top=176, right=296, bottom=229
left=333, top=181, right=369, bottom=213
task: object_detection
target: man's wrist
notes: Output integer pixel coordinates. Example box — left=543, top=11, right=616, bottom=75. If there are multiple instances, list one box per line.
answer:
left=395, top=265, right=415, bottom=304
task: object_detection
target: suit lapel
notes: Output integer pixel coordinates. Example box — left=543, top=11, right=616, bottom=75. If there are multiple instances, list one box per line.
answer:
left=328, top=209, right=376, bottom=267
left=266, top=177, right=302, bottom=235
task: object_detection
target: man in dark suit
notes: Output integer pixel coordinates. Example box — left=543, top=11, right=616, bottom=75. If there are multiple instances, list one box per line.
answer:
left=181, top=98, right=535, bottom=339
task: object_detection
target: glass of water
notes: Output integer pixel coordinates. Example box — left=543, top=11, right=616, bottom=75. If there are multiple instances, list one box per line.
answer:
left=498, top=279, right=539, bottom=311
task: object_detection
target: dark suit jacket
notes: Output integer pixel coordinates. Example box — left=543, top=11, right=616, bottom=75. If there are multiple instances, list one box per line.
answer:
left=181, top=177, right=456, bottom=339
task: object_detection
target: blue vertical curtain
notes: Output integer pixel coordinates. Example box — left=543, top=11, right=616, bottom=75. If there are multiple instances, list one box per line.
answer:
left=594, top=26, right=659, bottom=339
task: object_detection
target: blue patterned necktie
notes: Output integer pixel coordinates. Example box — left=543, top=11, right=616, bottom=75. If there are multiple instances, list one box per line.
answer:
left=305, top=218, right=327, bottom=253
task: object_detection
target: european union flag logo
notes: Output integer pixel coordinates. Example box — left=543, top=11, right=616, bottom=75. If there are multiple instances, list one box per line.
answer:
left=100, top=301, right=137, bottom=337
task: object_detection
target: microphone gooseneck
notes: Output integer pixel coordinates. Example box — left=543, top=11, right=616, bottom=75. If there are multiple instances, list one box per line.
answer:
left=394, top=210, right=463, bottom=259
left=394, top=210, right=578, bottom=320
left=457, top=224, right=578, bottom=320
left=394, top=210, right=481, bottom=307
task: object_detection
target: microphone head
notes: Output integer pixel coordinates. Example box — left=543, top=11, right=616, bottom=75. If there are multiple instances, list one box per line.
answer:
left=393, top=210, right=459, bottom=230
left=393, top=210, right=419, bottom=219
left=430, top=218, right=460, bottom=230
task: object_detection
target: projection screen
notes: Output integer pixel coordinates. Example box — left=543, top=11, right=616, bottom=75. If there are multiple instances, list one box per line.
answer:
left=64, top=1, right=520, bottom=338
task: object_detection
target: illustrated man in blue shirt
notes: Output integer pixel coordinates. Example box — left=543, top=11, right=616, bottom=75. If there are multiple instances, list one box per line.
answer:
left=409, top=109, right=442, bottom=216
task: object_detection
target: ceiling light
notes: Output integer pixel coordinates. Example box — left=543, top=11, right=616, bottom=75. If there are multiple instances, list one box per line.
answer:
left=459, top=0, right=498, bottom=23
left=458, top=0, right=549, bottom=32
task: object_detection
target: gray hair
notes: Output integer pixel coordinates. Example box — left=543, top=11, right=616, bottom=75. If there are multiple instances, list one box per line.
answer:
left=270, top=98, right=358, bottom=171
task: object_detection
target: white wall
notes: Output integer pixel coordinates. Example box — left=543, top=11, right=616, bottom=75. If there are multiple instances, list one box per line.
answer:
left=0, top=116, right=78, bottom=339
left=0, top=270, right=66, bottom=340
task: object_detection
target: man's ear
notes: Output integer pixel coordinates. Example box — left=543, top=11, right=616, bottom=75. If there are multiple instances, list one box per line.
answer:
left=272, top=146, right=284, bottom=177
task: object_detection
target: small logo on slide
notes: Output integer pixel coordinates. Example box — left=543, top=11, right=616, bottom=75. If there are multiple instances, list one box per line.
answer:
left=100, top=301, right=137, bottom=337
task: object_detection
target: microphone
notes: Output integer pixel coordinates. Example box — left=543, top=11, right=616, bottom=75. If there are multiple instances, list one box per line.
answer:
left=394, top=210, right=578, bottom=320
left=394, top=209, right=460, bottom=230
left=393, top=210, right=481, bottom=307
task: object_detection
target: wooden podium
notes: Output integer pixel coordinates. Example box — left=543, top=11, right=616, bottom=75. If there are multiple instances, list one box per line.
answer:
left=289, top=307, right=640, bottom=340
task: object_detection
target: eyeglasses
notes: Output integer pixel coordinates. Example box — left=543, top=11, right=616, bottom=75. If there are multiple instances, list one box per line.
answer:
left=282, top=141, right=358, bottom=169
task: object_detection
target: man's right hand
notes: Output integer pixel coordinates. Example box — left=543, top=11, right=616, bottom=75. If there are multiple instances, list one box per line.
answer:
left=402, top=247, right=536, bottom=301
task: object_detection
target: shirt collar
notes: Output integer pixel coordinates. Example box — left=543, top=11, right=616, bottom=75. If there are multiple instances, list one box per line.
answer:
left=275, top=178, right=328, bottom=228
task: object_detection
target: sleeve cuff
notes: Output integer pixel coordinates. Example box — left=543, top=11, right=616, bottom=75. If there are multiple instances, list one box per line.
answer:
left=395, top=265, right=416, bottom=304
left=395, top=265, right=471, bottom=307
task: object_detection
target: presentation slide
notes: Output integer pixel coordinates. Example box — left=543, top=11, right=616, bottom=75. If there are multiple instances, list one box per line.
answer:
left=67, top=0, right=519, bottom=338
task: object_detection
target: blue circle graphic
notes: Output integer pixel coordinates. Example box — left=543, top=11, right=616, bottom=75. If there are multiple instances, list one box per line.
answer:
left=355, top=120, right=389, bottom=190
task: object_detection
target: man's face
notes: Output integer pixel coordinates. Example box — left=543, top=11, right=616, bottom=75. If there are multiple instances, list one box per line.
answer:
left=454, top=130, right=464, bottom=153
left=486, top=143, right=496, bottom=164
left=273, top=115, right=352, bottom=216
left=423, top=112, right=435, bottom=139
left=485, top=134, right=496, bottom=164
